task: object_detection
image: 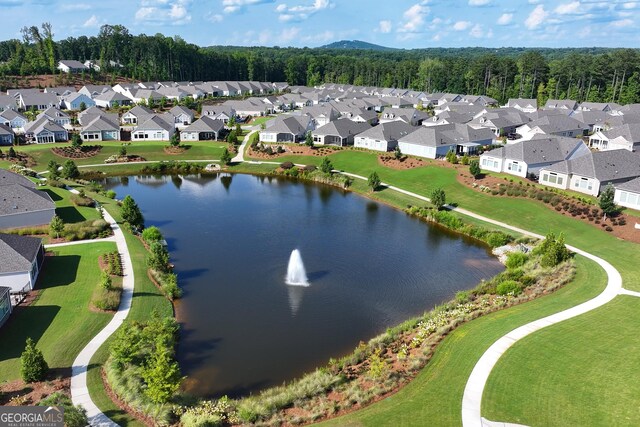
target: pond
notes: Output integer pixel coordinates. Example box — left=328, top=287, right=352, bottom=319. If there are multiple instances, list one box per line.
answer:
left=104, top=173, right=504, bottom=398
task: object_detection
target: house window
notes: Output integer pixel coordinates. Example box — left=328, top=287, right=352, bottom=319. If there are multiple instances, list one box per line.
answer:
left=575, top=177, right=593, bottom=191
left=620, top=191, right=640, bottom=207
left=543, top=172, right=563, bottom=185
left=481, top=158, right=499, bottom=169
left=507, top=161, right=522, bottom=173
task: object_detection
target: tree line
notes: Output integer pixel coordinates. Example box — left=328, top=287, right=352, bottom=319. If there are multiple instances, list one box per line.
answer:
left=0, top=23, right=639, bottom=105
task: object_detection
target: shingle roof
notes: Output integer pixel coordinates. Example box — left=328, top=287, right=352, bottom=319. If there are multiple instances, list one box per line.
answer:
left=313, top=118, right=371, bottom=138
left=0, top=184, right=55, bottom=216
left=181, top=116, right=225, bottom=133
left=0, top=170, right=34, bottom=188
left=616, top=176, right=640, bottom=193
left=544, top=149, right=640, bottom=182
left=356, top=121, right=415, bottom=141
left=135, top=115, right=174, bottom=133
left=0, top=233, right=42, bottom=273
left=486, top=136, right=586, bottom=164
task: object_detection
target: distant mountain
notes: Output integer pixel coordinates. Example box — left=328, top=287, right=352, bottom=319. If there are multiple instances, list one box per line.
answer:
left=320, top=40, right=397, bottom=51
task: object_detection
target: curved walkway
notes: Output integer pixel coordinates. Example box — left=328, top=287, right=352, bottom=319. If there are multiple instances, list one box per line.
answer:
left=232, top=128, right=258, bottom=163
left=70, top=208, right=134, bottom=427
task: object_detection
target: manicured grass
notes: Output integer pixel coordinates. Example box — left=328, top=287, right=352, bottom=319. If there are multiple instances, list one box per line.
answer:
left=319, top=256, right=606, bottom=426
left=0, top=141, right=227, bottom=171
left=39, top=185, right=102, bottom=224
left=0, top=242, right=116, bottom=381
left=248, top=115, right=275, bottom=126
left=483, top=296, right=640, bottom=426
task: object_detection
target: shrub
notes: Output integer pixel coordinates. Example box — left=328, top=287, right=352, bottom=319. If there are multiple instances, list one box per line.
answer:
left=220, top=148, right=232, bottom=165
left=121, top=195, right=144, bottom=229
left=70, top=193, right=94, bottom=207
left=430, top=188, right=446, bottom=210
left=62, top=159, right=80, bottom=179
left=485, top=232, right=511, bottom=248
left=280, top=161, right=294, bottom=170
left=147, top=242, right=170, bottom=273
left=505, top=252, right=528, bottom=269
left=105, top=190, right=116, bottom=199
left=535, top=232, right=571, bottom=267
left=496, top=280, right=523, bottom=296
left=20, top=338, right=48, bottom=383
left=320, top=156, right=333, bottom=174
left=63, top=219, right=110, bottom=241
left=142, top=226, right=163, bottom=244
left=49, top=215, right=64, bottom=238
left=469, top=159, right=481, bottom=178
left=367, top=171, right=381, bottom=191
left=39, top=392, right=88, bottom=427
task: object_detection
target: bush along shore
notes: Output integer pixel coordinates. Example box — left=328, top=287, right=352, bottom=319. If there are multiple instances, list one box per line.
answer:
left=102, top=216, right=574, bottom=426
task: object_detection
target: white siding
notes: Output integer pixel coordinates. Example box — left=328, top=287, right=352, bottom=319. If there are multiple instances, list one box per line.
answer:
left=615, top=189, right=640, bottom=210
left=569, top=175, right=600, bottom=196
left=539, top=171, right=569, bottom=189
left=480, top=155, right=503, bottom=173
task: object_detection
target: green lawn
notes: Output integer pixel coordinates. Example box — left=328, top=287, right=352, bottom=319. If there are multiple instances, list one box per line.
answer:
left=39, top=185, right=102, bottom=224
left=0, top=141, right=228, bottom=171
left=483, top=296, right=640, bottom=426
left=247, top=115, right=275, bottom=126
left=0, top=242, right=116, bottom=381
left=319, top=256, right=606, bottom=426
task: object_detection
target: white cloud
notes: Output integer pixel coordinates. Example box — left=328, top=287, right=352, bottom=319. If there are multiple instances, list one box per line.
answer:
left=378, top=20, right=392, bottom=33
left=398, top=3, right=430, bottom=33
left=469, top=0, right=490, bottom=5
left=276, top=0, right=334, bottom=22
left=525, top=4, right=548, bottom=29
left=135, top=0, right=192, bottom=25
left=207, top=13, right=223, bottom=22
left=453, top=20, right=471, bottom=31
left=469, top=23, right=484, bottom=37
left=223, top=0, right=275, bottom=14
left=497, top=13, right=513, bottom=25
left=612, top=18, right=634, bottom=27
left=622, top=2, right=638, bottom=9
left=83, top=14, right=99, bottom=28
left=555, top=1, right=581, bottom=15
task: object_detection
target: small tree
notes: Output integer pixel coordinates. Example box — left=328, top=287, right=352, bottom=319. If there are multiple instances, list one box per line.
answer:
left=320, top=156, right=333, bottom=174
left=70, top=133, right=82, bottom=149
left=119, top=145, right=127, bottom=157
left=461, top=153, right=470, bottom=165
left=169, top=132, right=180, bottom=147
left=226, top=130, right=238, bottom=145
left=159, top=96, right=167, bottom=109
left=220, top=148, right=232, bottom=165
left=49, top=215, right=64, bottom=238
left=469, top=159, right=481, bottom=179
left=79, top=101, right=87, bottom=111
left=20, top=338, right=48, bottom=383
left=598, top=183, right=618, bottom=217
left=249, top=131, right=260, bottom=148
left=445, top=150, right=458, bottom=164
left=394, top=145, right=402, bottom=160
left=235, top=123, right=242, bottom=136
left=141, top=340, right=182, bottom=404
left=62, top=160, right=79, bottom=179
left=8, top=146, right=16, bottom=158
left=100, top=270, right=112, bottom=290
left=368, top=171, right=381, bottom=191
left=228, top=116, right=236, bottom=127
left=430, top=188, right=446, bottom=210
left=148, top=242, right=170, bottom=272
left=142, top=226, right=163, bottom=244
left=305, top=131, right=314, bottom=148
left=538, top=232, right=571, bottom=267
left=121, top=195, right=144, bottom=229
left=47, top=160, right=60, bottom=179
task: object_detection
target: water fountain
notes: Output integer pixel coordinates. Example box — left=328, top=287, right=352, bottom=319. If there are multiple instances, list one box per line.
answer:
left=285, top=249, right=309, bottom=287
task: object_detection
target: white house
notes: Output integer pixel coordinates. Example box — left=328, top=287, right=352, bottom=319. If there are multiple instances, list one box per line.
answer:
left=131, top=115, right=175, bottom=141
left=259, top=115, right=313, bottom=143
left=121, top=105, right=154, bottom=125
left=614, top=177, right=640, bottom=211
left=353, top=121, right=414, bottom=152
left=180, top=116, right=226, bottom=141
left=0, top=286, right=11, bottom=328
left=80, top=115, right=121, bottom=142
left=57, top=60, right=88, bottom=73
left=311, top=119, right=370, bottom=146
left=505, top=98, right=538, bottom=113
left=0, top=234, right=45, bottom=295
left=0, top=109, right=27, bottom=131
left=61, top=93, right=96, bottom=111
left=589, top=123, right=640, bottom=152
left=24, top=117, right=68, bottom=143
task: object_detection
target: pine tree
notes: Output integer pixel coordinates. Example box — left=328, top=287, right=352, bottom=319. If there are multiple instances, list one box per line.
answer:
left=469, top=159, right=481, bottom=179
left=61, top=159, right=79, bottom=179
left=20, top=338, right=48, bottom=383
left=47, top=160, right=60, bottom=179
left=305, top=131, right=314, bottom=148
left=430, top=188, right=446, bottom=210
left=368, top=171, right=381, bottom=191
left=320, top=156, right=333, bottom=174
left=220, top=148, right=232, bottom=165
left=598, top=183, right=618, bottom=217
left=120, top=195, right=144, bottom=229
left=49, top=215, right=64, bottom=238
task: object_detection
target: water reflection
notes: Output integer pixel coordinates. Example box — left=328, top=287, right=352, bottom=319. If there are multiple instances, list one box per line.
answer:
left=220, top=174, right=233, bottom=191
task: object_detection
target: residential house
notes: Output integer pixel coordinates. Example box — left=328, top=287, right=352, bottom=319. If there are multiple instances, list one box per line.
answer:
left=44, top=86, right=75, bottom=97
left=79, top=84, right=112, bottom=98
left=481, top=136, right=590, bottom=179
left=211, top=81, right=241, bottom=96
left=80, top=115, right=121, bottom=142
left=311, top=119, right=371, bottom=146
left=462, top=95, right=498, bottom=107
left=589, top=123, right=640, bottom=152
left=302, top=105, right=340, bottom=127
left=399, top=124, right=495, bottom=159
left=180, top=116, right=226, bottom=141
left=121, top=105, right=154, bottom=125
left=470, top=108, right=531, bottom=137
left=353, top=121, right=414, bottom=152
left=57, top=60, right=88, bottom=73
left=259, top=115, right=313, bottom=143
left=78, top=107, right=114, bottom=125
left=201, top=106, right=235, bottom=123
left=570, top=110, right=619, bottom=133
left=505, top=98, right=538, bottom=113
left=61, top=93, right=96, bottom=111
left=156, top=86, right=188, bottom=102
left=538, top=149, right=640, bottom=196
left=18, top=92, right=59, bottom=111
left=131, top=115, right=175, bottom=141
left=515, top=114, right=588, bottom=141
left=577, top=102, right=622, bottom=114
left=380, top=108, right=428, bottom=126
left=0, top=124, right=15, bottom=145
left=0, top=170, right=55, bottom=229
left=0, top=233, right=45, bottom=294
left=0, top=109, right=28, bottom=131
left=24, top=117, right=68, bottom=143
left=223, top=99, right=268, bottom=118
left=614, top=177, right=640, bottom=211
left=0, top=95, right=18, bottom=112
left=544, top=99, right=578, bottom=111
left=37, top=107, right=71, bottom=128
left=94, top=90, right=132, bottom=109
left=168, top=106, right=195, bottom=127
left=0, top=286, right=11, bottom=328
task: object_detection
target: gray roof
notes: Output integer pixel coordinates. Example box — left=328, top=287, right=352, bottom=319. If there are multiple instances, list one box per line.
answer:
left=24, top=117, right=67, bottom=135
left=126, top=105, right=154, bottom=117
left=544, top=99, right=578, bottom=110
left=0, top=233, right=42, bottom=273
left=485, top=136, right=586, bottom=164
left=58, top=60, right=87, bottom=69
left=616, top=176, right=640, bottom=194
left=0, top=184, right=55, bottom=217
left=135, top=115, right=174, bottom=133
left=0, top=170, right=34, bottom=188
left=94, top=90, right=130, bottom=103
left=82, top=115, right=119, bottom=132
left=0, top=123, right=13, bottom=137
left=0, top=109, right=27, bottom=122
left=313, top=118, right=371, bottom=138
left=507, top=98, right=538, bottom=109
left=601, top=123, right=640, bottom=144
left=0, top=95, right=17, bottom=110
left=181, top=116, right=225, bottom=133
left=400, top=124, right=494, bottom=148
left=264, top=115, right=311, bottom=135
left=169, top=106, right=195, bottom=118
left=544, top=149, right=640, bottom=182
left=356, top=121, right=415, bottom=141
left=20, top=92, right=59, bottom=107
left=523, top=114, right=587, bottom=134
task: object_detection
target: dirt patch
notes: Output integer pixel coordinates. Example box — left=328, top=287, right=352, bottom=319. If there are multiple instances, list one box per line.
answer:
left=1, top=152, right=37, bottom=168
left=0, top=370, right=70, bottom=406
left=0, top=74, right=134, bottom=92
left=378, top=155, right=426, bottom=170
left=457, top=172, right=640, bottom=244
left=163, top=146, right=189, bottom=155
left=52, top=145, right=102, bottom=159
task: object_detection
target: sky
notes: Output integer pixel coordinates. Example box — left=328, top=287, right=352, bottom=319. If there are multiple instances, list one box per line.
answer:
left=1, top=0, right=639, bottom=49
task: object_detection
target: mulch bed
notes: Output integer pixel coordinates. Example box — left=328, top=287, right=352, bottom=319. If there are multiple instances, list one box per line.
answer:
left=1, top=153, right=37, bottom=167
left=0, top=370, right=70, bottom=406
left=378, top=155, right=426, bottom=170
left=115, top=155, right=147, bottom=163
left=52, top=145, right=102, bottom=159
left=163, top=146, right=189, bottom=155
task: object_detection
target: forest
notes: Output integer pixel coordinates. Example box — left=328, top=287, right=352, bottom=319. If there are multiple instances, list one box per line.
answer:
left=1, top=23, right=640, bottom=105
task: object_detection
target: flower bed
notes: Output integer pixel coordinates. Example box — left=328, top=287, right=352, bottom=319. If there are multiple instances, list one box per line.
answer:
left=52, top=145, right=102, bottom=159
